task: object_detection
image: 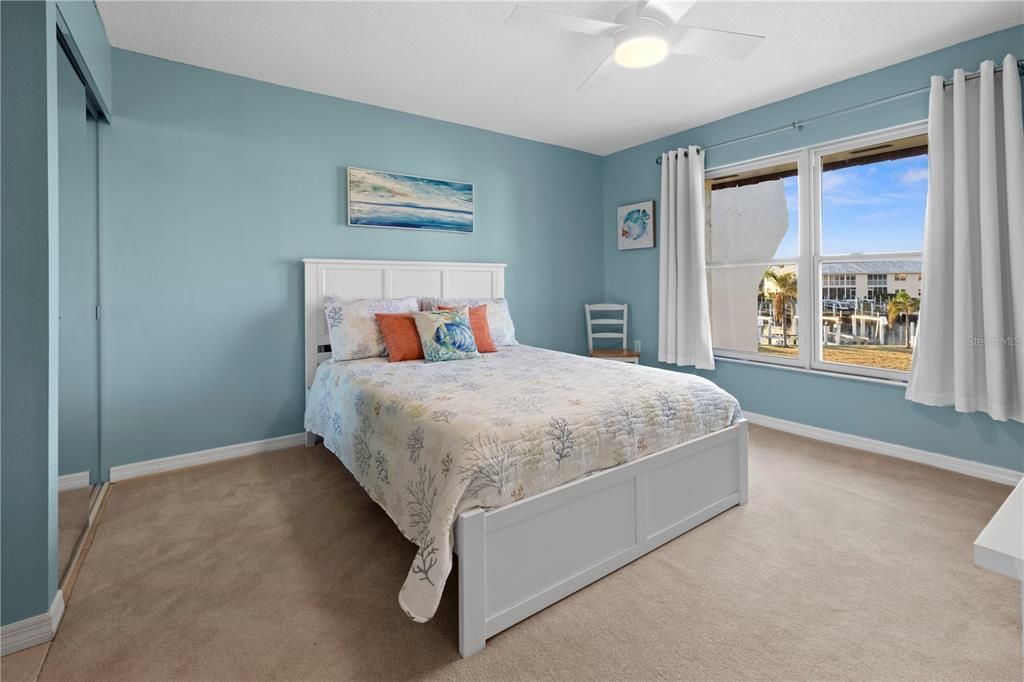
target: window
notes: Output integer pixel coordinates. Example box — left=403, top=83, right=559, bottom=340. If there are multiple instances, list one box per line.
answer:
left=822, top=273, right=856, bottom=303
left=867, top=273, right=887, bottom=299
left=705, top=160, right=801, bottom=363
left=705, top=123, right=926, bottom=381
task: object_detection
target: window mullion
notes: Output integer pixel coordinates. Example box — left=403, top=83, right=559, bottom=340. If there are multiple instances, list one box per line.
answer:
left=798, top=148, right=815, bottom=371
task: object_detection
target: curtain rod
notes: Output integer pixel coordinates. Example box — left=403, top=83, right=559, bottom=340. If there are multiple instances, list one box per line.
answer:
left=655, top=58, right=1024, bottom=165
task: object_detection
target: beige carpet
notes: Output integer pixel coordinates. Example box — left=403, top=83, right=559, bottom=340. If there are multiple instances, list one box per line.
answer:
left=1, top=644, right=49, bottom=682
left=32, top=425, right=1021, bottom=680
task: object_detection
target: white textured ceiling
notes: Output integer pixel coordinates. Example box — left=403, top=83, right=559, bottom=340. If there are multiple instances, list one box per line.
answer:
left=96, top=1, right=1023, bottom=155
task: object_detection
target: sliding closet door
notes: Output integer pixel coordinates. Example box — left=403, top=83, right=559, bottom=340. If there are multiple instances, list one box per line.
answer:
left=57, top=47, right=100, bottom=487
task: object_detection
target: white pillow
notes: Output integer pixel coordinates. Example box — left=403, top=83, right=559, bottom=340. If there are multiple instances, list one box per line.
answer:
left=323, top=296, right=418, bottom=361
left=424, top=297, right=517, bottom=346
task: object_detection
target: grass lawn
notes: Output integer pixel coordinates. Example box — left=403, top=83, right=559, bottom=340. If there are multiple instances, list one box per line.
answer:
left=757, top=344, right=913, bottom=372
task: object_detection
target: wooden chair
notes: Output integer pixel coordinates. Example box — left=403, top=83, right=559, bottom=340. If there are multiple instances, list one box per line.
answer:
left=585, top=303, right=640, bottom=364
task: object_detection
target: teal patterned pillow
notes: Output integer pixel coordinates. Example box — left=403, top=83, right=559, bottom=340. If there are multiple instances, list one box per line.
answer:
left=412, top=308, right=480, bottom=362
left=424, top=297, right=517, bottom=346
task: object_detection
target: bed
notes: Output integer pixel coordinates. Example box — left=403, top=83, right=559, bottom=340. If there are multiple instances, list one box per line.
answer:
left=303, top=258, right=748, bottom=656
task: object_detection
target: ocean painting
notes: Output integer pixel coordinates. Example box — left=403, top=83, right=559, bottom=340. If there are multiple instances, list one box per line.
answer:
left=617, top=200, right=655, bottom=250
left=347, top=167, right=473, bottom=233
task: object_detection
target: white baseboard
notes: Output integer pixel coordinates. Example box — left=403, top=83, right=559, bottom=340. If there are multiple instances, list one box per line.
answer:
left=108, top=433, right=306, bottom=482
left=744, top=411, right=1022, bottom=486
left=0, top=590, right=64, bottom=656
left=58, top=471, right=91, bottom=492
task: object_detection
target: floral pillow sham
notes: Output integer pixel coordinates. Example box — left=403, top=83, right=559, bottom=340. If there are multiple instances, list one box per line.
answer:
left=323, top=296, right=418, bottom=361
left=412, top=308, right=480, bottom=362
left=423, top=297, right=517, bottom=346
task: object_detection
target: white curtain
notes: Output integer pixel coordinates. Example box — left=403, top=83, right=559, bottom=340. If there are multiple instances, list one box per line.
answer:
left=658, top=145, right=715, bottom=370
left=907, top=54, right=1024, bottom=422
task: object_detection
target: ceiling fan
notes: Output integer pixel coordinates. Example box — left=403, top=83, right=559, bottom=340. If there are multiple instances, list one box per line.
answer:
left=508, top=1, right=765, bottom=89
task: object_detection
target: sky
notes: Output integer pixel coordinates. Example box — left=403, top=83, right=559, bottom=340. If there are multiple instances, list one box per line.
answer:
left=771, top=153, right=928, bottom=259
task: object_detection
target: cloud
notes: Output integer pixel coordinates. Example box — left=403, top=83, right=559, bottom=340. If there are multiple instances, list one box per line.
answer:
left=821, top=173, right=846, bottom=192
left=900, top=168, right=929, bottom=184
left=822, top=164, right=928, bottom=207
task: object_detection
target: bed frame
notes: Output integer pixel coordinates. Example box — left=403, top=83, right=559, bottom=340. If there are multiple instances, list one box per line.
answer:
left=303, top=258, right=749, bottom=657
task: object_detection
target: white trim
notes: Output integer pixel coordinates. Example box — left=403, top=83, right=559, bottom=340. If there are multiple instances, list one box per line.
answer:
left=744, top=411, right=1022, bottom=486
left=809, top=120, right=928, bottom=166
left=705, top=147, right=802, bottom=180
left=301, top=258, right=507, bottom=267
left=712, top=348, right=805, bottom=369
left=0, top=590, right=64, bottom=656
left=108, top=433, right=306, bottom=482
left=810, top=355, right=911, bottom=383
left=714, top=355, right=906, bottom=388
left=57, top=471, right=90, bottom=492
left=704, top=119, right=928, bottom=177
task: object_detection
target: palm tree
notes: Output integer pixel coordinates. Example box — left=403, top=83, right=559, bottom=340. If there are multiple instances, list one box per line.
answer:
left=763, top=268, right=798, bottom=347
left=887, top=291, right=920, bottom=348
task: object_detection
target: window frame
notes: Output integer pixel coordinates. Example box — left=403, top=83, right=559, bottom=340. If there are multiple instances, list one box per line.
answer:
left=705, top=149, right=808, bottom=369
left=704, top=120, right=927, bottom=383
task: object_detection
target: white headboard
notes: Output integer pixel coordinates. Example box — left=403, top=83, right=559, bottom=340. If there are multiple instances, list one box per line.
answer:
left=303, top=259, right=507, bottom=387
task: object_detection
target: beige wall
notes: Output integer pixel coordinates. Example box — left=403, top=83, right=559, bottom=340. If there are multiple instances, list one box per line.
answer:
left=888, top=273, right=922, bottom=296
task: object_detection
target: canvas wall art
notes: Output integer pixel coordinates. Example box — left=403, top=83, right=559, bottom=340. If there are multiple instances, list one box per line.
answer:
left=617, top=200, right=655, bottom=250
left=347, top=167, right=474, bottom=233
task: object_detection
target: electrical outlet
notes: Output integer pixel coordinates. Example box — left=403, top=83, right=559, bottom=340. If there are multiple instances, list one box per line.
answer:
left=634, top=339, right=642, bottom=354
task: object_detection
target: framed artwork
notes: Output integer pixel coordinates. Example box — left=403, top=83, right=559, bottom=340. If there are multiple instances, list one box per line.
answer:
left=617, top=201, right=655, bottom=250
left=347, top=167, right=473, bottom=233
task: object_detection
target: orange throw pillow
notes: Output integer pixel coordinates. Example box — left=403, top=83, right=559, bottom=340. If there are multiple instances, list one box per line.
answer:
left=375, top=313, right=424, bottom=362
left=439, top=304, right=496, bottom=353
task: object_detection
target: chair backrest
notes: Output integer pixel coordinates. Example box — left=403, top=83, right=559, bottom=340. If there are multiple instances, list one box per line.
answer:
left=585, top=303, right=628, bottom=352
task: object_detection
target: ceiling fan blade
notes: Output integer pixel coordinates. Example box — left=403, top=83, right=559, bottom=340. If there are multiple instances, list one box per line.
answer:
left=508, top=4, right=624, bottom=38
left=639, top=1, right=697, bottom=27
left=669, top=25, right=764, bottom=60
left=577, top=54, right=616, bottom=91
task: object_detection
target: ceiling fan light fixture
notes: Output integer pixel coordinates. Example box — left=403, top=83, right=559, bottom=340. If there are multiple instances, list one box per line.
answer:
left=611, top=15, right=670, bottom=69
left=614, top=36, right=669, bottom=68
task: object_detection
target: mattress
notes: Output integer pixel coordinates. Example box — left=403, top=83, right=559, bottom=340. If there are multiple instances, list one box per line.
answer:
left=304, top=344, right=740, bottom=623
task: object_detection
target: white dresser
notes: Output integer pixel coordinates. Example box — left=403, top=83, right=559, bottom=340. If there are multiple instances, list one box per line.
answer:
left=974, top=478, right=1024, bottom=655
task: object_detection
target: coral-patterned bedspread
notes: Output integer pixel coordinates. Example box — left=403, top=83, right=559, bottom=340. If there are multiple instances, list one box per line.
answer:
left=304, top=345, right=740, bottom=622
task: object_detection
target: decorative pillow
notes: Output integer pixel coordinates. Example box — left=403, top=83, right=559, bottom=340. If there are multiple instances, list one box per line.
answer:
left=439, top=304, right=496, bottom=353
left=425, top=298, right=517, bottom=346
left=412, top=308, right=480, bottom=362
left=323, top=296, right=418, bottom=361
left=375, top=313, right=424, bottom=362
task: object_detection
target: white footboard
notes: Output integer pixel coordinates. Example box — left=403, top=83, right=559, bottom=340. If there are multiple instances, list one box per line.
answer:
left=455, top=419, right=748, bottom=656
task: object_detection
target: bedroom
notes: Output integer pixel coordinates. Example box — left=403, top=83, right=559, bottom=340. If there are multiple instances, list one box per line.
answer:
left=1, top=0, right=1022, bottom=679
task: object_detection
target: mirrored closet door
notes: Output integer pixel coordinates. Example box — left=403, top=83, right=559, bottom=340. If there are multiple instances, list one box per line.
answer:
left=57, top=42, right=101, bottom=582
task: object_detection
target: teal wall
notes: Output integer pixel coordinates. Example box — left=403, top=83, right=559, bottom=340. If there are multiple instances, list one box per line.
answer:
left=1, top=0, right=61, bottom=625
left=97, top=50, right=604, bottom=472
left=56, top=1, right=112, bottom=116
left=602, top=25, right=1024, bottom=472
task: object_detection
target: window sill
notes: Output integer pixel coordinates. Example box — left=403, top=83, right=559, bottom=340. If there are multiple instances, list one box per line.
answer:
left=712, top=355, right=910, bottom=388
